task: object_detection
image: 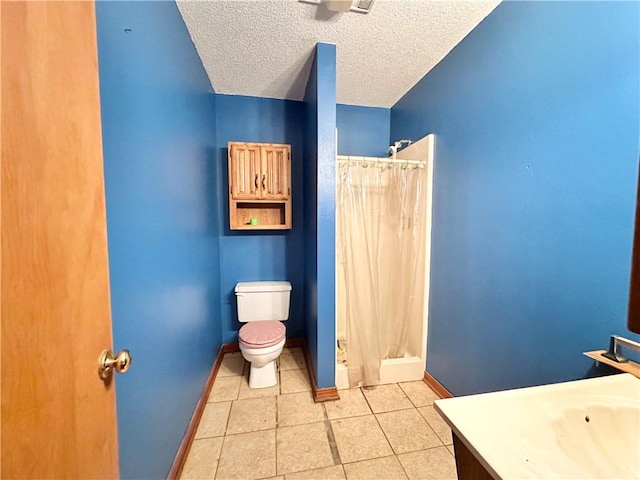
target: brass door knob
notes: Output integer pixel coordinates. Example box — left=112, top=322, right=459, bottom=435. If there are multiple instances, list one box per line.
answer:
left=98, top=349, right=132, bottom=380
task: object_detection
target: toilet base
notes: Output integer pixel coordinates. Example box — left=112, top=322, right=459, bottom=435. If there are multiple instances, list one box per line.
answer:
left=248, top=360, right=278, bottom=389
left=239, top=336, right=285, bottom=389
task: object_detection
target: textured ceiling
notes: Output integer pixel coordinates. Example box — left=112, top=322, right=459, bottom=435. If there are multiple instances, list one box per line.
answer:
left=177, top=0, right=500, bottom=107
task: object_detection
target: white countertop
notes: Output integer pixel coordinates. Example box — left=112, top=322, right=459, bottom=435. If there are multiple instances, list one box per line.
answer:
left=435, top=374, right=640, bottom=479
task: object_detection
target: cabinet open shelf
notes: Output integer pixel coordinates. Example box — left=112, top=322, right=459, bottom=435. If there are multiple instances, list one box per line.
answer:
left=231, top=202, right=290, bottom=230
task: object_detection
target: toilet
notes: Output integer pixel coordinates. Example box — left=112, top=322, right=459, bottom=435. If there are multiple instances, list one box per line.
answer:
left=235, top=281, right=291, bottom=388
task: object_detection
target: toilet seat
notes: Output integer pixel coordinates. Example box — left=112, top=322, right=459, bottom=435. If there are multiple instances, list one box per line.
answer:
left=239, top=321, right=285, bottom=348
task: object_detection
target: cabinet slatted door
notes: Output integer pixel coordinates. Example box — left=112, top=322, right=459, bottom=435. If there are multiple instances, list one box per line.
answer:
left=229, top=143, right=260, bottom=199
left=261, top=144, right=290, bottom=200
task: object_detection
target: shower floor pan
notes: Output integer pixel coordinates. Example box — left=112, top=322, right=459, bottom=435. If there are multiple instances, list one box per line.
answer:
left=335, top=354, right=425, bottom=390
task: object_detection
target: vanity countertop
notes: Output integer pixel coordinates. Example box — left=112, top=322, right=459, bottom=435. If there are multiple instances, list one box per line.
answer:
left=435, top=374, right=640, bottom=480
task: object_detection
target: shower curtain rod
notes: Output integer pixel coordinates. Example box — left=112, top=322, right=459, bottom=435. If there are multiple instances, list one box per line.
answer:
left=337, top=155, right=425, bottom=167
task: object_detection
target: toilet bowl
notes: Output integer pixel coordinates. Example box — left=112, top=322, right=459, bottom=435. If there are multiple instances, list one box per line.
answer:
left=239, top=337, right=286, bottom=388
left=235, top=281, right=291, bottom=388
left=238, top=319, right=286, bottom=388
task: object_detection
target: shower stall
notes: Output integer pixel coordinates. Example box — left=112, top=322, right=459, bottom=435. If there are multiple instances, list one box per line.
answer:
left=335, top=134, right=435, bottom=389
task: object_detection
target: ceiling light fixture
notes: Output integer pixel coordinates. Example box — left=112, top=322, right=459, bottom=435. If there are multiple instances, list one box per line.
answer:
left=299, top=0, right=375, bottom=14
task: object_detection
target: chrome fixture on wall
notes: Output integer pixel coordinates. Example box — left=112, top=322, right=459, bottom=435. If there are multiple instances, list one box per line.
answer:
left=389, top=139, right=413, bottom=160
left=602, top=335, right=640, bottom=363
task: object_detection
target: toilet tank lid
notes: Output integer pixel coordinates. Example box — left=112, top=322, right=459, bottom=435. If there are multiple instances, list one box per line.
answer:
left=235, top=281, right=291, bottom=293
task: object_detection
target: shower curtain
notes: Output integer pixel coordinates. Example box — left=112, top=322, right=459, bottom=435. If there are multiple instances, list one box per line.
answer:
left=337, top=161, right=426, bottom=387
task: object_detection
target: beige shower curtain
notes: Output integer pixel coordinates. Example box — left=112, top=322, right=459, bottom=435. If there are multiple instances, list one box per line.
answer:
left=337, top=161, right=426, bottom=387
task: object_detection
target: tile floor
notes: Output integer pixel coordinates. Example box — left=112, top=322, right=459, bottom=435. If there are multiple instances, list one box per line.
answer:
left=181, top=348, right=457, bottom=480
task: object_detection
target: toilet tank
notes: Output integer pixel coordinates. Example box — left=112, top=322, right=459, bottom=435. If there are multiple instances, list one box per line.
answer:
left=235, top=281, right=291, bottom=322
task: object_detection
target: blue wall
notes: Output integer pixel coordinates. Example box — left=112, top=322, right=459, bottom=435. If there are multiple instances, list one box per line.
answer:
left=96, top=2, right=221, bottom=478
left=391, top=1, right=640, bottom=395
left=304, top=47, right=320, bottom=386
left=215, top=95, right=306, bottom=342
left=337, top=104, right=390, bottom=157
left=304, top=43, right=338, bottom=388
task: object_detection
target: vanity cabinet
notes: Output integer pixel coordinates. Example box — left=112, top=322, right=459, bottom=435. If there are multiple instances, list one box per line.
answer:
left=228, top=142, right=291, bottom=230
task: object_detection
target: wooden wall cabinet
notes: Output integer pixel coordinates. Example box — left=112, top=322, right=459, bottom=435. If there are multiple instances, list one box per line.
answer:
left=228, top=142, right=292, bottom=230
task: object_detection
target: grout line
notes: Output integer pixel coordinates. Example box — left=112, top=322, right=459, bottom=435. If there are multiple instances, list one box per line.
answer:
left=361, top=382, right=417, bottom=414
left=277, top=464, right=345, bottom=479
left=395, top=382, right=418, bottom=409
left=416, top=407, right=451, bottom=446
left=368, top=383, right=406, bottom=457
left=411, top=443, right=451, bottom=453
left=214, top=435, right=230, bottom=480
left=395, top=452, right=411, bottom=479
left=222, top=401, right=232, bottom=437
left=329, top=412, right=373, bottom=421
left=278, top=389, right=312, bottom=397
left=372, top=405, right=416, bottom=414
left=446, top=444, right=455, bottom=458
left=360, top=386, right=373, bottom=411
left=323, top=420, right=343, bottom=466
left=233, top=372, right=242, bottom=401
left=340, top=454, right=398, bottom=466
left=274, top=427, right=279, bottom=478
left=212, top=437, right=224, bottom=480
left=190, top=432, right=225, bottom=441
left=372, top=408, right=397, bottom=456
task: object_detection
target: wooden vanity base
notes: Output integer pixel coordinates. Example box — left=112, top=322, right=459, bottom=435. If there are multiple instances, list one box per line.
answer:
left=453, top=433, right=495, bottom=480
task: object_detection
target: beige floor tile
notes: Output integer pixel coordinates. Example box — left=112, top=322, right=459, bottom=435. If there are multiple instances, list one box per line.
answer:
left=398, top=382, right=439, bottom=408
left=280, top=368, right=311, bottom=394
left=218, top=353, right=246, bottom=377
left=279, top=348, right=306, bottom=371
left=181, top=437, right=223, bottom=479
left=262, top=477, right=284, bottom=480
left=330, top=415, right=392, bottom=464
left=209, top=376, right=241, bottom=402
left=277, top=392, right=324, bottom=427
left=238, top=370, right=280, bottom=399
left=216, top=430, right=276, bottom=480
left=276, top=422, right=334, bottom=475
left=226, top=396, right=276, bottom=434
left=324, top=388, right=371, bottom=420
left=397, top=447, right=457, bottom=480
left=417, top=406, right=453, bottom=445
left=361, top=384, right=413, bottom=413
left=195, top=402, right=231, bottom=439
left=376, top=409, right=442, bottom=454
left=342, top=456, right=407, bottom=480
left=446, top=445, right=455, bottom=457
left=285, top=465, right=346, bottom=480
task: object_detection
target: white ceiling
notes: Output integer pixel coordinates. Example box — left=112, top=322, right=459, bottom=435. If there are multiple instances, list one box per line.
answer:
left=177, top=0, right=500, bottom=108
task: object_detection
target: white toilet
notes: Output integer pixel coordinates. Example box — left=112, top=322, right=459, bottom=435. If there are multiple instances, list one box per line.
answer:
left=235, top=281, right=291, bottom=388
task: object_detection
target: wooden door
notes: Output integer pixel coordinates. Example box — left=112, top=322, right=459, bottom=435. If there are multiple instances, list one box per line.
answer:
left=1, top=2, right=120, bottom=478
left=261, top=144, right=290, bottom=200
left=229, top=143, right=261, bottom=200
